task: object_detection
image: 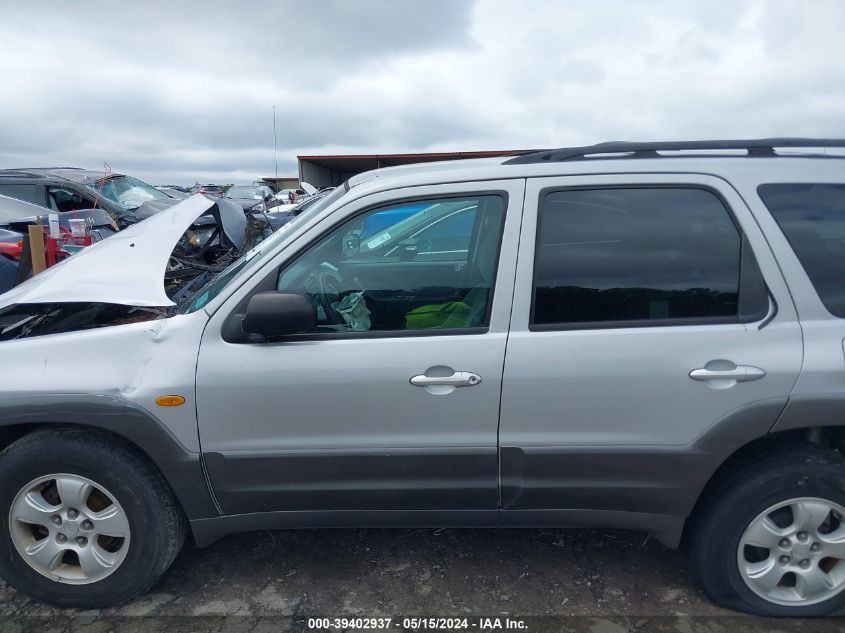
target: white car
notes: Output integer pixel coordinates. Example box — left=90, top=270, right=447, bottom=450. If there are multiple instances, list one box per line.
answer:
left=274, top=182, right=318, bottom=204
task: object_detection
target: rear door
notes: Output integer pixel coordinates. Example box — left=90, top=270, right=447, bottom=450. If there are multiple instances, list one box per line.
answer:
left=499, top=174, right=803, bottom=517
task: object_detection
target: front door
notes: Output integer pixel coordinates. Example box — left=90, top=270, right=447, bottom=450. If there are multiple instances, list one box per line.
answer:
left=196, top=180, right=525, bottom=516
left=499, top=174, right=803, bottom=518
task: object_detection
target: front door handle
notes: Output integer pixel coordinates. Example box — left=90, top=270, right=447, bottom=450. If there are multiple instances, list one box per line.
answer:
left=689, top=364, right=766, bottom=385
left=410, top=372, right=482, bottom=388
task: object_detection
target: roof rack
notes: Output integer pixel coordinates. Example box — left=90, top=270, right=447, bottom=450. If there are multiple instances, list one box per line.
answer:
left=503, top=138, right=845, bottom=164
left=4, top=167, right=83, bottom=171
left=0, top=170, right=44, bottom=178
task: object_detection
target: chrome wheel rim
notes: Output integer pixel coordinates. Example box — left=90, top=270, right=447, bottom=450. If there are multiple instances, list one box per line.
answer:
left=8, top=474, right=131, bottom=584
left=737, top=497, right=845, bottom=606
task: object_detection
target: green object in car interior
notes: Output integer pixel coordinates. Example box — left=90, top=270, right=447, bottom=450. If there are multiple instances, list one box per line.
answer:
left=405, top=301, right=473, bottom=329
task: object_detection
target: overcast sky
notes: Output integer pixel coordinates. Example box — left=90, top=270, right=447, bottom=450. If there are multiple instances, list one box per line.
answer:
left=1, top=1, right=843, bottom=185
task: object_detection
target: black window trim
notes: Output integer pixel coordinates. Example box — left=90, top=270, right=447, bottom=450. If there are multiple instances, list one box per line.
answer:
left=223, top=190, right=509, bottom=344
left=528, top=183, right=771, bottom=332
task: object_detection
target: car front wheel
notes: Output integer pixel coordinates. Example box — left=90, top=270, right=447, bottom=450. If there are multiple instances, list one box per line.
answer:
left=0, top=428, right=187, bottom=608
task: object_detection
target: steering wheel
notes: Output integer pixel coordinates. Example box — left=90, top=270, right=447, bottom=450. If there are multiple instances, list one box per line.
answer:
left=316, top=264, right=346, bottom=325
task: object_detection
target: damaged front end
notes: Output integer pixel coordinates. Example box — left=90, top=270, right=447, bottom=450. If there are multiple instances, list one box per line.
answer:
left=0, top=302, right=165, bottom=341
left=0, top=194, right=273, bottom=340
left=166, top=198, right=271, bottom=304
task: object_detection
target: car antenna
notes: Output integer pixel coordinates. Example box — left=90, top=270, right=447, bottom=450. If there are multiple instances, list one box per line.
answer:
left=91, top=162, right=112, bottom=211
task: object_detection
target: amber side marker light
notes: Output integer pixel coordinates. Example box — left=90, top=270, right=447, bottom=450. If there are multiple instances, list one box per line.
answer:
left=155, top=395, right=186, bottom=407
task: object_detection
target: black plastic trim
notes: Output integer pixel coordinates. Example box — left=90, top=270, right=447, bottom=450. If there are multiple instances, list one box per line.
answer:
left=204, top=447, right=498, bottom=515
left=528, top=184, right=773, bottom=332
left=738, top=234, right=770, bottom=323
left=249, top=326, right=490, bottom=343
left=772, top=395, right=845, bottom=433
left=0, top=394, right=218, bottom=519
left=194, top=400, right=790, bottom=548
left=190, top=508, right=684, bottom=548
left=499, top=398, right=789, bottom=517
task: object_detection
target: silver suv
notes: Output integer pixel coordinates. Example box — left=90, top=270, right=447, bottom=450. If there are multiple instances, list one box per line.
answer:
left=1, top=139, right=845, bottom=616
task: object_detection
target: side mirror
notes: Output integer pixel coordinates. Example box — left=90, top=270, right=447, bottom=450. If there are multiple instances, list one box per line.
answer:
left=243, top=292, right=317, bottom=339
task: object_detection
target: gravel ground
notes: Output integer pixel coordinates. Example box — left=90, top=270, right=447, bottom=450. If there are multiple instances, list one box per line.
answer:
left=1, top=528, right=843, bottom=632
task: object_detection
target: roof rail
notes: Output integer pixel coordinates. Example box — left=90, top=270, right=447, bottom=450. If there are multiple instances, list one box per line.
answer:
left=503, top=138, right=845, bottom=164
left=5, top=167, right=83, bottom=171
left=0, top=170, right=44, bottom=178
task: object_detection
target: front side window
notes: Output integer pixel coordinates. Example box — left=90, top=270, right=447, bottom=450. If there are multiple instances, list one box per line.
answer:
left=48, top=187, right=87, bottom=212
left=759, top=183, right=845, bottom=317
left=532, top=187, right=741, bottom=327
left=276, top=195, right=506, bottom=333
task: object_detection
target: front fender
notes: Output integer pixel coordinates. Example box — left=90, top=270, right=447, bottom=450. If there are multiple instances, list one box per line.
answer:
left=0, top=393, right=219, bottom=519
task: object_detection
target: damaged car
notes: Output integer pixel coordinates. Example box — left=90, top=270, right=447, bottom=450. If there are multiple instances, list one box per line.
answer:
left=0, top=193, right=270, bottom=340
left=4, top=139, right=845, bottom=618
left=0, top=194, right=118, bottom=294
left=223, top=185, right=277, bottom=213
left=0, top=169, right=279, bottom=296
left=0, top=168, right=177, bottom=228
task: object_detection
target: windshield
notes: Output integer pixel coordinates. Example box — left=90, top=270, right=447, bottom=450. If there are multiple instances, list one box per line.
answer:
left=226, top=186, right=264, bottom=199
left=87, top=175, right=171, bottom=210
left=182, top=184, right=349, bottom=313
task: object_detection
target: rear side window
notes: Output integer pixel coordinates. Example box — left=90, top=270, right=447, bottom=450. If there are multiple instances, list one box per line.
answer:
left=0, top=183, right=42, bottom=206
left=532, top=187, right=744, bottom=327
left=759, top=183, right=845, bottom=317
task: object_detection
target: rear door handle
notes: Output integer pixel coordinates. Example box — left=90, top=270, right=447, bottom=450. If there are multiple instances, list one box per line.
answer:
left=410, top=372, right=482, bottom=388
left=689, top=365, right=766, bottom=383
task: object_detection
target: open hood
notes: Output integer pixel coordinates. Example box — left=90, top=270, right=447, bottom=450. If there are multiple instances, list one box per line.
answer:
left=0, top=195, right=219, bottom=309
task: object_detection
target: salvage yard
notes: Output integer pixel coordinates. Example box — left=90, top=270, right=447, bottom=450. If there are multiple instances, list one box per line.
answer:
left=1, top=528, right=840, bottom=632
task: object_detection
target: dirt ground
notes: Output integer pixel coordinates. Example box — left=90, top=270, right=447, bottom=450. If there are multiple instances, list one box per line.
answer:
left=1, top=528, right=843, bottom=632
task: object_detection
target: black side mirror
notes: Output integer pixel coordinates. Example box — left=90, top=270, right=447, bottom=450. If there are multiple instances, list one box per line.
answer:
left=243, top=292, right=317, bottom=339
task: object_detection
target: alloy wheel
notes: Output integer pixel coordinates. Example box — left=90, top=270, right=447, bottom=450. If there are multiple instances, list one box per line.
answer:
left=737, top=497, right=845, bottom=606
left=8, top=474, right=131, bottom=584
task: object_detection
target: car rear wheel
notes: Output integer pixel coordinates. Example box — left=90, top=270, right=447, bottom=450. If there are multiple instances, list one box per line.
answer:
left=0, top=428, right=187, bottom=608
left=737, top=497, right=845, bottom=607
left=690, top=444, right=845, bottom=616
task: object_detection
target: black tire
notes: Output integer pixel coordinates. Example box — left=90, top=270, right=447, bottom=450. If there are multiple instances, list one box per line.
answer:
left=689, top=443, right=845, bottom=616
left=0, top=428, right=187, bottom=608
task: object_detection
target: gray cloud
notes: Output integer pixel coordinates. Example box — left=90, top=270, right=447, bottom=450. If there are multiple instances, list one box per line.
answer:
left=1, top=0, right=844, bottom=185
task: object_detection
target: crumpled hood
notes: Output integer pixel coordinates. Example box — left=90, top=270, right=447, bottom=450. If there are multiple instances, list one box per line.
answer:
left=0, top=195, right=220, bottom=309
left=133, top=197, right=246, bottom=250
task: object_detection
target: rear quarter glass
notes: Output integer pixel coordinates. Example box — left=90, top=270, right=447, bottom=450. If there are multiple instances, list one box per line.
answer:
left=758, top=183, right=845, bottom=318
